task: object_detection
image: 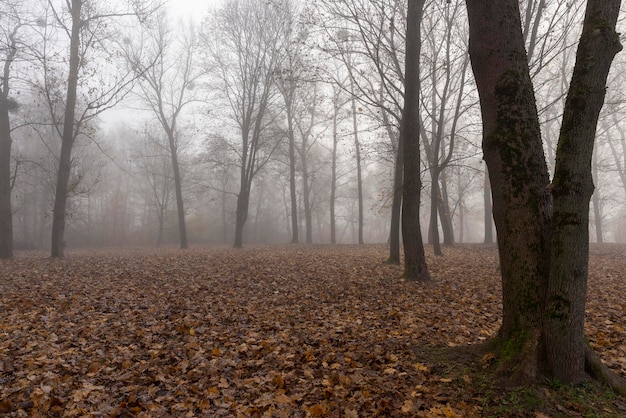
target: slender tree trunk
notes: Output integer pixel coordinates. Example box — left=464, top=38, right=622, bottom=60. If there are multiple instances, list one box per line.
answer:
left=0, top=104, right=12, bottom=259
left=388, top=137, right=403, bottom=264
left=350, top=93, right=364, bottom=245
left=284, top=92, right=298, bottom=244
left=167, top=131, right=188, bottom=249
left=289, top=123, right=298, bottom=244
left=156, top=208, right=164, bottom=248
left=330, top=101, right=338, bottom=244
left=51, top=0, right=82, bottom=258
left=301, top=138, right=313, bottom=244
left=234, top=187, right=249, bottom=248
left=483, top=169, right=493, bottom=244
left=0, top=26, right=17, bottom=259
left=591, top=148, right=603, bottom=243
left=428, top=172, right=442, bottom=255
left=402, top=0, right=429, bottom=282
left=439, top=176, right=455, bottom=245
left=544, top=0, right=622, bottom=384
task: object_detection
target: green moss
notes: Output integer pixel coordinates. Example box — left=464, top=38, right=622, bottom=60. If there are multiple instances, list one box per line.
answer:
left=499, top=331, right=529, bottom=361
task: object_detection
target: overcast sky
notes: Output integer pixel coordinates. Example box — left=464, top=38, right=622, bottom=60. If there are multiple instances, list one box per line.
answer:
left=167, top=0, right=222, bottom=20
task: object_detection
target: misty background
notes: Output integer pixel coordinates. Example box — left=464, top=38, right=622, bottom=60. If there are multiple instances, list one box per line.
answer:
left=3, top=0, right=626, bottom=251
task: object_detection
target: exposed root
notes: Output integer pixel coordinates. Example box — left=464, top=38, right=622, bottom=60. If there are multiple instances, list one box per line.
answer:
left=585, top=345, right=626, bottom=396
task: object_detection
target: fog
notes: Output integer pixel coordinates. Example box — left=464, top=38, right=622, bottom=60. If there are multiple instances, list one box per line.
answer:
left=2, top=0, right=626, bottom=254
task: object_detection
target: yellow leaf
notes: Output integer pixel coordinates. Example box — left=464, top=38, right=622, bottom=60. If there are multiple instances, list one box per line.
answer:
left=189, top=328, right=195, bottom=336
left=308, top=403, right=329, bottom=416
left=414, top=362, right=430, bottom=372
left=274, top=394, right=291, bottom=405
left=401, top=399, right=414, bottom=413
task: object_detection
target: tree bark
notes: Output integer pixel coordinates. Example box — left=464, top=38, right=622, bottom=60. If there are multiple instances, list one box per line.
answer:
left=288, top=108, right=299, bottom=244
left=234, top=186, right=249, bottom=248
left=51, top=0, right=82, bottom=258
left=0, top=22, right=18, bottom=259
left=388, top=136, right=403, bottom=264
left=350, top=93, right=364, bottom=245
left=401, top=0, right=429, bottom=282
left=330, top=99, right=338, bottom=244
left=439, top=177, right=455, bottom=245
left=467, top=0, right=552, bottom=383
left=467, top=0, right=624, bottom=388
left=0, top=102, right=12, bottom=259
left=483, top=169, right=494, bottom=244
left=166, top=130, right=188, bottom=249
left=544, top=0, right=622, bottom=384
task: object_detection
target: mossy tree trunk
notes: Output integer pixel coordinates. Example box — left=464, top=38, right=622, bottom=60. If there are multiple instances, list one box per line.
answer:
left=466, top=0, right=623, bottom=389
left=401, top=0, right=429, bottom=282
left=544, top=0, right=622, bottom=384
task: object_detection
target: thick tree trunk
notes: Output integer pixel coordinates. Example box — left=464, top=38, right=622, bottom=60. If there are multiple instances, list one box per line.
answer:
left=544, top=0, right=622, bottom=384
left=0, top=105, right=12, bottom=259
left=467, top=0, right=624, bottom=389
left=467, top=0, right=552, bottom=383
left=401, top=0, right=429, bottom=282
left=51, top=0, right=82, bottom=258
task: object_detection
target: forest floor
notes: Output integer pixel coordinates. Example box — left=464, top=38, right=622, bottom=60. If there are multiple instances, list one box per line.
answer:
left=0, top=244, right=625, bottom=417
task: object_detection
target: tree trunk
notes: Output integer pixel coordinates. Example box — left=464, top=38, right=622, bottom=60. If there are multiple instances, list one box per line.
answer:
left=330, top=99, right=338, bottom=245
left=544, top=0, right=622, bottom=384
left=350, top=93, right=364, bottom=245
left=439, top=177, right=455, bottom=245
left=591, top=148, right=603, bottom=243
left=428, top=172, right=443, bottom=256
left=302, top=169, right=312, bottom=244
left=167, top=131, right=188, bottom=249
left=234, top=188, right=249, bottom=248
left=388, top=136, right=403, bottom=264
left=51, top=0, right=82, bottom=258
left=401, top=0, right=429, bottom=282
left=483, top=169, right=494, bottom=244
left=467, top=0, right=624, bottom=389
left=289, top=112, right=299, bottom=244
left=0, top=23, right=17, bottom=259
left=0, top=103, right=12, bottom=259
left=467, top=0, right=552, bottom=383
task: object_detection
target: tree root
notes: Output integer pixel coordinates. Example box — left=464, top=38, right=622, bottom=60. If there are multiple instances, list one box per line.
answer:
left=585, top=345, right=626, bottom=396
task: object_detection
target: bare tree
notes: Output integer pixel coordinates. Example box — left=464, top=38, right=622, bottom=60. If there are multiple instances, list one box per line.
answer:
left=124, top=13, right=200, bottom=249
left=204, top=0, right=288, bottom=248
left=401, top=0, right=429, bottom=282
left=0, top=1, right=26, bottom=259
left=132, top=127, right=175, bottom=247
left=41, top=0, right=154, bottom=258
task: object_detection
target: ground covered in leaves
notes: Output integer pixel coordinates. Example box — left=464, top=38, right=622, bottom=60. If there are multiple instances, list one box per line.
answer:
left=0, top=244, right=625, bottom=417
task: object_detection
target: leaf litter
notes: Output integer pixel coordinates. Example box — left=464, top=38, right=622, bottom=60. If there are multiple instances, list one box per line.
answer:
left=0, top=244, right=624, bottom=417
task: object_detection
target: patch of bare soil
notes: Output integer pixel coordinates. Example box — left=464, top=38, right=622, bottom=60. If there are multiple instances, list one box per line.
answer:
left=0, top=244, right=624, bottom=416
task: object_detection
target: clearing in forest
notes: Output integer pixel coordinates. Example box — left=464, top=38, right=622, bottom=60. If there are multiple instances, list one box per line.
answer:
left=0, top=244, right=625, bottom=416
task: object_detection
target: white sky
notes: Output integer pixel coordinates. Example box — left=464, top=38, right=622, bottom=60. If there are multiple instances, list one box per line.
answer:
left=167, top=0, right=223, bottom=20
